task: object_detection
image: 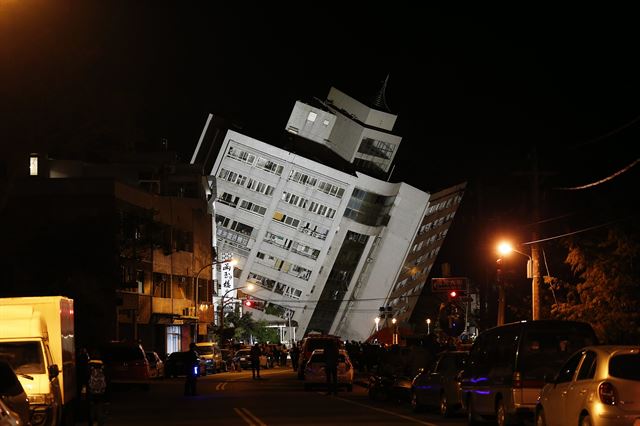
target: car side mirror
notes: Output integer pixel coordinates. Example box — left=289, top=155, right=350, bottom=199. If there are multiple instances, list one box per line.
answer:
left=48, top=364, right=59, bottom=380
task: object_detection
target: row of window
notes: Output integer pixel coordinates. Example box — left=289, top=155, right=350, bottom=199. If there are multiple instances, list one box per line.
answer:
left=255, top=251, right=313, bottom=281
left=288, top=169, right=345, bottom=199
left=247, top=272, right=304, bottom=300
left=226, top=144, right=285, bottom=176
left=271, top=210, right=330, bottom=241
left=264, top=231, right=321, bottom=260
left=418, top=212, right=455, bottom=236
left=218, top=192, right=268, bottom=216
left=427, top=196, right=459, bottom=215
left=218, top=168, right=276, bottom=196
left=281, top=191, right=336, bottom=219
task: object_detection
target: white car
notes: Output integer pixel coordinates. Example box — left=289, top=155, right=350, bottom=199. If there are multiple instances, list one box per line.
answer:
left=536, top=345, right=640, bottom=426
left=303, top=349, right=354, bottom=391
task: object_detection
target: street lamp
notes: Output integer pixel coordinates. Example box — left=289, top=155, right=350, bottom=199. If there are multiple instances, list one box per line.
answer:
left=374, top=317, right=380, bottom=332
left=391, top=318, right=398, bottom=345
left=497, top=241, right=539, bottom=321
left=426, top=318, right=431, bottom=334
left=192, top=259, right=237, bottom=341
left=219, top=283, right=255, bottom=331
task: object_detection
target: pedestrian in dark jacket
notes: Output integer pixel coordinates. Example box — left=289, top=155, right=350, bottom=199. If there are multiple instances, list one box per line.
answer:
left=250, top=343, right=262, bottom=379
left=184, top=343, right=199, bottom=396
left=86, top=350, right=108, bottom=426
left=324, top=340, right=339, bottom=395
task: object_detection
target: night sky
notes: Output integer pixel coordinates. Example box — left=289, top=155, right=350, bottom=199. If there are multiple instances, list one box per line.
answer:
left=2, top=2, right=638, bottom=281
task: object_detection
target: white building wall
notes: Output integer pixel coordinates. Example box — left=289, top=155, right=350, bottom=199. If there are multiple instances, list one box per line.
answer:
left=327, top=87, right=397, bottom=131
left=285, top=101, right=336, bottom=145
left=331, top=179, right=430, bottom=341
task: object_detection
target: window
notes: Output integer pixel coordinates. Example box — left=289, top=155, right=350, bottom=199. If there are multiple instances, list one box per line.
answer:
left=272, top=211, right=300, bottom=228
left=239, top=200, right=267, bottom=216
left=322, top=119, right=330, bottom=126
left=226, top=145, right=256, bottom=165
left=29, top=154, right=38, bottom=176
left=556, top=352, right=583, bottom=383
left=307, top=111, right=317, bottom=122
left=576, top=351, right=597, bottom=381
left=255, top=157, right=284, bottom=176
left=218, top=192, right=239, bottom=207
left=289, top=170, right=318, bottom=187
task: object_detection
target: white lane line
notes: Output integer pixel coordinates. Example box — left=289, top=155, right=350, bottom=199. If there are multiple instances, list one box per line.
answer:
left=335, top=396, right=439, bottom=426
left=240, top=408, right=267, bottom=426
left=234, top=407, right=256, bottom=426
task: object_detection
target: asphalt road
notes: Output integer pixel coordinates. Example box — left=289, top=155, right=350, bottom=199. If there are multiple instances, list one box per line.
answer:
left=92, top=367, right=467, bottom=426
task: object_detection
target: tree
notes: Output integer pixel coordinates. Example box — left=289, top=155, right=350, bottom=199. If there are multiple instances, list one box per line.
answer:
left=551, top=222, right=640, bottom=344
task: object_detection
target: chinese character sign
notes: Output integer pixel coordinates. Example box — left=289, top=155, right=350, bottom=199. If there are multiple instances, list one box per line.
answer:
left=220, top=260, right=235, bottom=300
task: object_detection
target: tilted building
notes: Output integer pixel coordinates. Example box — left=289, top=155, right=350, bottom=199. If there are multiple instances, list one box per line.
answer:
left=192, top=86, right=465, bottom=342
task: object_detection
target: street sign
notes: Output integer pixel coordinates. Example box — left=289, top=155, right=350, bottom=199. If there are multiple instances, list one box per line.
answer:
left=431, top=277, right=469, bottom=292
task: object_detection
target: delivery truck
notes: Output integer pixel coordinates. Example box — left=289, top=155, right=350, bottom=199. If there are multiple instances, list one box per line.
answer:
left=0, top=296, right=76, bottom=426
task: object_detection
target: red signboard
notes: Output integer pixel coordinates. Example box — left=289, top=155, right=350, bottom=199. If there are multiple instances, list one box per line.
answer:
left=431, top=277, right=469, bottom=292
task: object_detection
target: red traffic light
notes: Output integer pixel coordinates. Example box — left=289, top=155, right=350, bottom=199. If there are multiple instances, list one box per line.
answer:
left=449, top=291, right=457, bottom=298
left=244, top=299, right=254, bottom=307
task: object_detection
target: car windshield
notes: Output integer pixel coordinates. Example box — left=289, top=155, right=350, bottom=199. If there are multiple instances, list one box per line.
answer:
left=104, top=346, right=144, bottom=362
left=306, top=339, right=338, bottom=352
left=609, top=353, right=640, bottom=380
left=309, top=353, right=347, bottom=364
left=0, top=341, right=45, bottom=374
left=236, top=350, right=251, bottom=357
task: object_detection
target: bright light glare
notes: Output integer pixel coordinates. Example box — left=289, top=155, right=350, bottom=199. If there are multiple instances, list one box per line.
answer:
left=374, top=317, right=380, bottom=324
left=246, top=283, right=255, bottom=291
left=497, top=242, right=514, bottom=256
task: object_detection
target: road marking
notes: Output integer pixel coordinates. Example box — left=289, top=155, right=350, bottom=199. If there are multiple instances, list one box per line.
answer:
left=334, top=396, right=438, bottom=426
left=234, top=408, right=267, bottom=426
left=216, top=382, right=228, bottom=391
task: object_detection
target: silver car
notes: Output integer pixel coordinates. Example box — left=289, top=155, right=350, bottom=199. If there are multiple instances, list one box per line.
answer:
left=536, top=345, right=640, bottom=426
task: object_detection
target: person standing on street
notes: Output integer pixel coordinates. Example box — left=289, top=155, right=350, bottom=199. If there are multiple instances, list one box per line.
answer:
left=86, top=350, right=108, bottom=426
left=324, top=340, right=339, bottom=396
left=184, top=343, right=199, bottom=396
left=290, top=344, right=300, bottom=372
left=250, top=342, right=262, bottom=379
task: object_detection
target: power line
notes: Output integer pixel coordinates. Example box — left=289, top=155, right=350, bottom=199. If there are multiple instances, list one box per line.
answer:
left=553, top=158, right=639, bottom=191
left=573, top=113, right=640, bottom=148
left=521, top=217, right=628, bottom=245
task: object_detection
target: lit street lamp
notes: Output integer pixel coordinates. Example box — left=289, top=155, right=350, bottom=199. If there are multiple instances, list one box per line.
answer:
left=219, top=283, right=255, bottom=331
left=374, top=317, right=380, bottom=332
left=391, top=318, right=398, bottom=345
left=497, top=241, right=539, bottom=322
left=426, top=318, right=431, bottom=334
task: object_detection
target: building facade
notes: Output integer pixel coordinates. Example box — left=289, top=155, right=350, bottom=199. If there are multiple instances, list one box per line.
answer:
left=193, top=87, right=466, bottom=342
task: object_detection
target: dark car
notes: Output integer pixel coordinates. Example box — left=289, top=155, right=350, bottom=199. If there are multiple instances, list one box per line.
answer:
left=233, top=349, right=253, bottom=370
left=164, top=352, right=206, bottom=378
left=0, top=360, right=31, bottom=426
left=411, top=350, right=469, bottom=416
left=461, top=320, right=597, bottom=426
left=101, top=342, right=151, bottom=387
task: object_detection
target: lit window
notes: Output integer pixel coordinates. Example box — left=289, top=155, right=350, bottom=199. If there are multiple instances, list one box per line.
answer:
left=29, top=154, right=38, bottom=176
left=322, top=119, right=330, bottom=126
left=307, top=111, right=317, bottom=122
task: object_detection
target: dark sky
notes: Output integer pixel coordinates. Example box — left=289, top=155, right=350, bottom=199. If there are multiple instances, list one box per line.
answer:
left=2, top=1, right=638, bottom=277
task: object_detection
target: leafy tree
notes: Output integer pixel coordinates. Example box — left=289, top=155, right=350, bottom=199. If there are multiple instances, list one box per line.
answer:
left=253, top=320, right=280, bottom=344
left=551, top=223, right=640, bottom=344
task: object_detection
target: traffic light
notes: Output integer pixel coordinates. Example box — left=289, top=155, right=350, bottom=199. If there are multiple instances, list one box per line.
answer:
left=244, top=299, right=254, bottom=308
left=449, top=291, right=457, bottom=299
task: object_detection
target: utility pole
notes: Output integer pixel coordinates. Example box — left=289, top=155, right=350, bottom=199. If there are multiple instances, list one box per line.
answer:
left=531, top=146, right=541, bottom=320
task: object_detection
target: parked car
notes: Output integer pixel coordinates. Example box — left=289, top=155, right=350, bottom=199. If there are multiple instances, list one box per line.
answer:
left=368, top=373, right=413, bottom=402
left=297, top=334, right=342, bottom=379
left=0, top=360, right=30, bottom=426
left=233, top=349, right=253, bottom=370
left=303, top=349, right=354, bottom=391
left=195, top=342, right=223, bottom=374
left=164, top=351, right=206, bottom=378
left=145, top=351, right=165, bottom=379
left=0, top=398, right=23, bottom=426
left=411, top=350, right=469, bottom=416
left=461, top=320, right=598, bottom=426
left=536, top=345, right=640, bottom=426
left=101, top=342, right=151, bottom=387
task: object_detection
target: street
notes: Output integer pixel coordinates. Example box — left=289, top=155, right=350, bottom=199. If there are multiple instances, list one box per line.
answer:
left=97, top=367, right=467, bottom=426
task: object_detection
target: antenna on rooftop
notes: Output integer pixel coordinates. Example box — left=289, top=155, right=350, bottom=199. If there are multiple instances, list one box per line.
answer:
left=372, top=74, right=391, bottom=112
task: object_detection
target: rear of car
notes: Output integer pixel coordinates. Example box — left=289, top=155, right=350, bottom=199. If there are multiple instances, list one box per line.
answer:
left=297, top=335, right=341, bottom=379
left=102, top=342, right=151, bottom=385
left=164, top=352, right=205, bottom=378
left=537, top=345, right=640, bottom=426
left=303, top=349, right=354, bottom=391
left=195, top=343, right=222, bottom=373
left=412, top=350, right=468, bottom=416
left=145, top=351, right=164, bottom=379
left=233, top=349, right=252, bottom=370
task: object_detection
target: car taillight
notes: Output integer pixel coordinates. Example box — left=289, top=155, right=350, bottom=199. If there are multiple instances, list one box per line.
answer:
left=599, top=382, right=617, bottom=405
left=512, top=371, right=544, bottom=388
